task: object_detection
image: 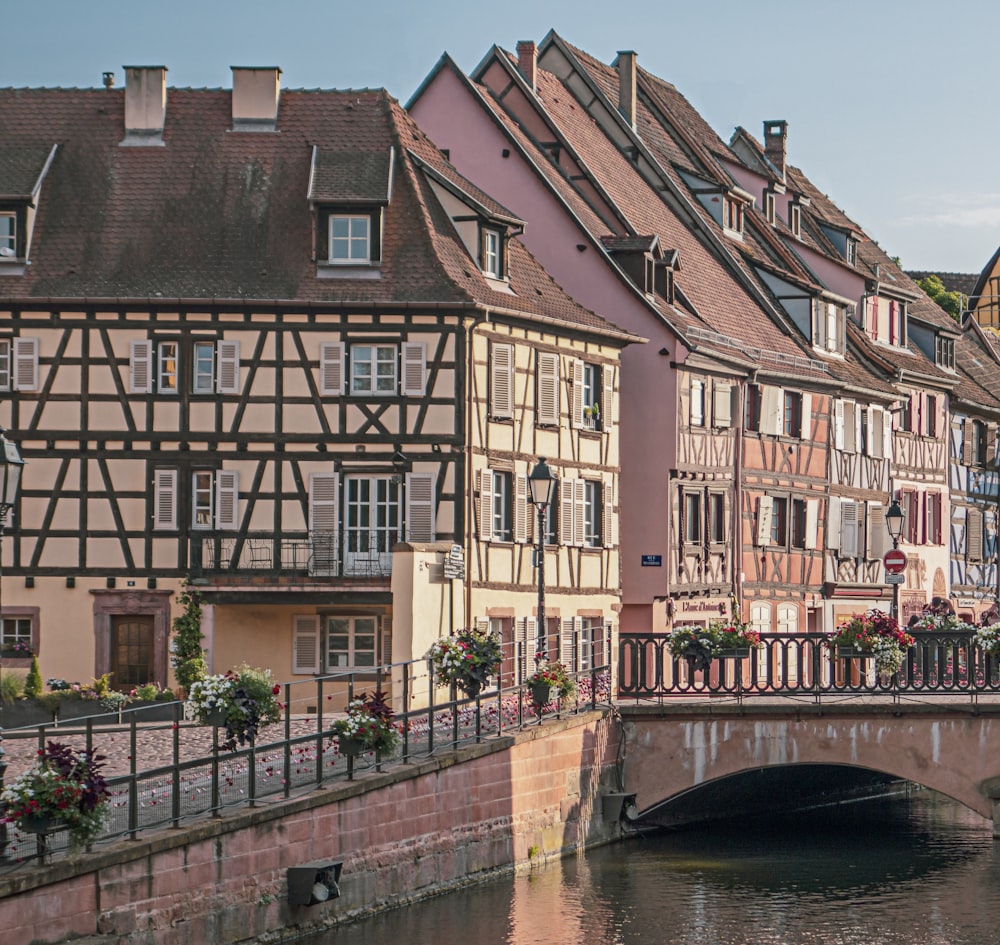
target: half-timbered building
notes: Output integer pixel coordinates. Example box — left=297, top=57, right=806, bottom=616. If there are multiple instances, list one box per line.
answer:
left=0, top=66, right=637, bottom=694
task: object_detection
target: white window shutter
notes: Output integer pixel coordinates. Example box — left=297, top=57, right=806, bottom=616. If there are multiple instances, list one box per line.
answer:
left=380, top=615, right=392, bottom=666
left=827, top=496, right=842, bottom=551
left=573, top=478, right=586, bottom=546
left=690, top=380, right=704, bottom=426
left=602, top=364, right=614, bottom=430
left=714, top=382, right=732, bottom=428
left=215, top=340, right=240, bottom=394
left=401, top=342, right=426, bottom=396
left=867, top=502, right=887, bottom=559
left=800, top=393, right=812, bottom=440
left=963, top=419, right=974, bottom=465
left=309, top=472, right=339, bottom=575
left=603, top=481, right=614, bottom=548
left=479, top=468, right=493, bottom=541
left=536, top=352, right=559, bottom=425
left=292, top=615, right=321, bottom=674
left=153, top=469, right=177, bottom=530
left=756, top=495, right=773, bottom=546
left=405, top=472, right=435, bottom=541
left=216, top=470, right=239, bottom=530
left=560, top=617, right=577, bottom=669
left=571, top=359, right=584, bottom=429
left=514, top=473, right=528, bottom=543
left=13, top=337, right=38, bottom=391
left=320, top=342, right=345, bottom=396
left=843, top=402, right=857, bottom=453
left=130, top=340, right=153, bottom=394
left=525, top=616, right=538, bottom=668
left=761, top=386, right=780, bottom=435
left=560, top=478, right=574, bottom=546
left=805, top=499, right=819, bottom=549
left=841, top=501, right=859, bottom=558
left=871, top=407, right=884, bottom=459
left=833, top=399, right=845, bottom=450
left=884, top=410, right=894, bottom=461
left=491, top=344, right=513, bottom=418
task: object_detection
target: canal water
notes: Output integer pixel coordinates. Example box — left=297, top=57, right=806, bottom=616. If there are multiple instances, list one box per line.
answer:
left=304, top=791, right=1000, bottom=945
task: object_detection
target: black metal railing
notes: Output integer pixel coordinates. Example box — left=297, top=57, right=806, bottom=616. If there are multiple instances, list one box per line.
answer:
left=0, top=658, right=611, bottom=870
left=191, top=530, right=393, bottom=579
left=618, top=632, right=1000, bottom=700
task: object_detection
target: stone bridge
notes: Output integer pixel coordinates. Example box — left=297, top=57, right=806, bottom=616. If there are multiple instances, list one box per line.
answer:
left=619, top=701, right=1000, bottom=834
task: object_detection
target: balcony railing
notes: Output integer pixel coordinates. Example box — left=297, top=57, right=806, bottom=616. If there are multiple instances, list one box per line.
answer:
left=191, top=531, right=393, bottom=579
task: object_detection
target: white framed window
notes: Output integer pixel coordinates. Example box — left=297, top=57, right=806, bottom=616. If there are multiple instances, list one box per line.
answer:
left=723, top=196, right=744, bottom=236
left=158, top=341, right=178, bottom=394
left=351, top=344, right=397, bottom=395
left=0, top=213, right=16, bottom=257
left=344, top=475, right=401, bottom=573
left=0, top=340, right=9, bottom=390
left=582, top=362, right=601, bottom=429
left=789, top=203, right=801, bottom=238
left=764, top=191, right=776, bottom=225
left=326, top=615, right=378, bottom=670
left=190, top=469, right=239, bottom=530
left=583, top=480, right=602, bottom=547
left=684, top=491, right=702, bottom=545
left=329, top=214, right=371, bottom=263
left=193, top=341, right=215, bottom=393
left=491, top=470, right=513, bottom=542
left=0, top=615, right=33, bottom=651
left=482, top=227, right=502, bottom=277
left=750, top=602, right=772, bottom=635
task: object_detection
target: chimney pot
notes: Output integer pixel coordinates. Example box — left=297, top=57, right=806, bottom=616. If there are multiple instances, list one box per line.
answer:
left=763, top=120, right=788, bottom=180
left=231, top=66, right=282, bottom=131
left=516, top=41, right=537, bottom=92
left=102, top=71, right=115, bottom=89
left=616, top=51, right=637, bottom=130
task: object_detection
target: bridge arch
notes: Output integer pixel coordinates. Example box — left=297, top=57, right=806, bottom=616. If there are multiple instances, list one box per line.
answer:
left=621, top=707, right=1000, bottom=830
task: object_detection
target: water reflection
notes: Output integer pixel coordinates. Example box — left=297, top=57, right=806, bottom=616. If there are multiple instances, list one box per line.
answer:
left=305, top=793, right=1000, bottom=945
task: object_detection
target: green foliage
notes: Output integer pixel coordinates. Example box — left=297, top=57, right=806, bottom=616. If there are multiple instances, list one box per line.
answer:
left=171, top=581, right=207, bottom=693
left=917, top=274, right=964, bottom=321
left=24, top=656, right=43, bottom=699
left=1, top=669, right=26, bottom=704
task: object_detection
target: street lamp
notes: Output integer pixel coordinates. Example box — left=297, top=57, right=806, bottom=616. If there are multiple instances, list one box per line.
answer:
left=528, top=458, right=557, bottom=667
left=885, top=497, right=904, bottom=621
left=0, top=428, right=24, bottom=861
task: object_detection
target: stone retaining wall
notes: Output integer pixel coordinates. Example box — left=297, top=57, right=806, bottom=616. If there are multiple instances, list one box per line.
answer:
left=0, top=710, right=622, bottom=945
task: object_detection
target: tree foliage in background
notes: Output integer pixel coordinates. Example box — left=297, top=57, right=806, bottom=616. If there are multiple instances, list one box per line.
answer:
left=917, top=274, right=965, bottom=321
left=24, top=655, right=43, bottom=699
left=171, top=582, right=207, bottom=693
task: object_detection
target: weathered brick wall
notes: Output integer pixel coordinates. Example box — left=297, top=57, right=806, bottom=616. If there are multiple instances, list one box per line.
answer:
left=0, top=711, right=622, bottom=945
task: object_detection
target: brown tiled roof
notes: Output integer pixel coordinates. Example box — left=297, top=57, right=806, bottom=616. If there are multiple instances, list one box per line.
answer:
left=308, top=149, right=392, bottom=203
left=0, top=83, right=628, bottom=341
left=0, top=145, right=55, bottom=198
left=906, top=271, right=978, bottom=297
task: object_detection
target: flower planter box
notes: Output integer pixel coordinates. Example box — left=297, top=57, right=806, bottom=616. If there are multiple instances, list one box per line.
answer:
left=835, top=647, right=871, bottom=662
left=0, top=700, right=56, bottom=728
left=529, top=681, right=557, bottom=706
left=337, top=735, right=368, bottom=757
left=715, top=648, right=751, bottom=660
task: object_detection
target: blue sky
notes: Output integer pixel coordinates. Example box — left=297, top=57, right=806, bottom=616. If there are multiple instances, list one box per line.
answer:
left=3, top=0, right=996, bottom=275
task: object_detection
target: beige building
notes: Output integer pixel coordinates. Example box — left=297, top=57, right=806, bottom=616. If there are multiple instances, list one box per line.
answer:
left=0, top=67, right=639, bottom=704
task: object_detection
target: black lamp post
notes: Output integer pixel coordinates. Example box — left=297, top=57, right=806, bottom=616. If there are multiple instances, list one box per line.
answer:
left=528, top=458, right=557, bottom=667
left=885, top=497, right=904, bottom=622
left=0, top=428, right=24, bottom=862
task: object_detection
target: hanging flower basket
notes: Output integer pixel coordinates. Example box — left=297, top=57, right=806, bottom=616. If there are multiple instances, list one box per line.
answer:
left=428, top=627, right=503, bottom=698
left=527, top=661, right=575, bottom=706
left=529, top=680, right=557, bottom=707
left=331, top=690, right=400, bottom=755
left=184, top=665, right=282, bottom=751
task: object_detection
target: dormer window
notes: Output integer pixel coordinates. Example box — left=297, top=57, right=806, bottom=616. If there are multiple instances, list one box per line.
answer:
left=846, top=239, right=857, bottom=266
left=935, top=335, right=956, bottom=371
left=482, top=226, right=503, bottom=278
left=789, top=203, right=801, bottom=238
left=764, top=191, right=776, bottom=226
left=723, top=196, right=744, bottom=237
left=813, top=300, right=845, bottom=355
left=329, top=214, right=371, bottom=263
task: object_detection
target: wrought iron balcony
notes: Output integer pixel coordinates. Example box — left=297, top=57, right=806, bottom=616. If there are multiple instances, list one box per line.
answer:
left=190, top=531, right=393, bottom=579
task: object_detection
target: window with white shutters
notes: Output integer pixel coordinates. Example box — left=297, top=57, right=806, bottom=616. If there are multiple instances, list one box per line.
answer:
left=491, top=343, right=514, bottom=419
left=536, top=352, right=559, bottom=426
left=841, top=501, right=860, bottom=558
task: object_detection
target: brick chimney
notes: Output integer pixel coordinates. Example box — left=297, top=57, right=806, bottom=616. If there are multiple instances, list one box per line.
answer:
left=122, top=66, right=167, bottom=145
left=231, top=66, right=282, bottom=131
left=763, top=120, right=788, bottom=180
left=616, top=51, right=637, bottom=129
left=516, top=41, right=537, bottom=92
